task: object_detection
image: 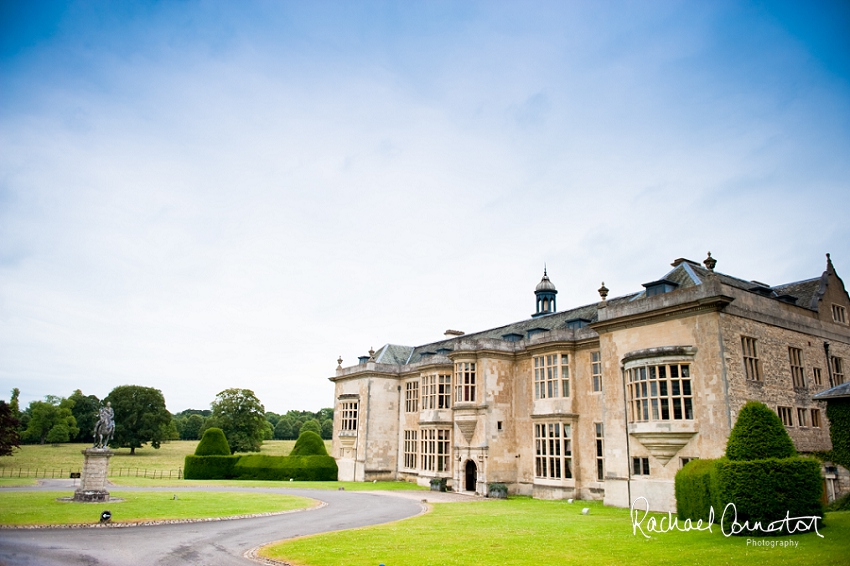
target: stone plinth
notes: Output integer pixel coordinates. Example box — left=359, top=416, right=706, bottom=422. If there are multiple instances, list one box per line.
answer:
left=73, top=448, right=113, bottom=503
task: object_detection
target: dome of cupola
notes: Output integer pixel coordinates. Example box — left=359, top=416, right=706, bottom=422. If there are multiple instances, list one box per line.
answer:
left=536, top=270, right=557, bottom=292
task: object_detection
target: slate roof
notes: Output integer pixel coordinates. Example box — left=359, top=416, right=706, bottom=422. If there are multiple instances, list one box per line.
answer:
left=813, top=382, right=850, bottom=400
left=365, top=258, right=830, bottom=368
left=374, top=344, right=415, bottom=365
left=772, top=278, right=823, bottom=310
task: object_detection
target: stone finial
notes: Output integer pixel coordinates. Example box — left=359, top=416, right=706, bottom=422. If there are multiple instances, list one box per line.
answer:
left=703, top=251, right=717, bottom=272
left=337, top=356, right=343, bottom=369
left=598, top=282, right=609, bottom=301
left=368, top=347, right=375, bottom=362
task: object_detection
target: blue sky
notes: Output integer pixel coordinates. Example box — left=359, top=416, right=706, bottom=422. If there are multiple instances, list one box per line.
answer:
left=1, top=1, right=849, bottom=413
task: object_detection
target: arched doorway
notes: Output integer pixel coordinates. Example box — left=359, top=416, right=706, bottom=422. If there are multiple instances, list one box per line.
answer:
left=465, top=460, right=477, bottom=492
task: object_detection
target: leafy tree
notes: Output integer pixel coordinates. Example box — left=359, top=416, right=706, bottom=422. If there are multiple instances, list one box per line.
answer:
left=317, top=407, right=333, bottom=422
left=104, top=385, right=172, bottom=455
left=274, top=416, right=295, bottom=440
left=321, top=419, right=333, bottom=440
left=9, top=388, right=21, bottom=420
left=68, top=389, right=100, bottom=443
left=46, top=422, right=71, bottom=445
left=300, top=419, right=322, bottom=435
left=181, top=414, right=205, bottom=440
left=164, top=417, right=180, bottom=440
left=262, top=420, right=274, bottom=440
left=265, top=412, right=280, bottom=427
left=21, top=396, right=79, bottom=445
left=0, top=400, right=21, bottom=456
left=175, top=408, right=211, bottom=418
left=209, top=388, right=266, bottom=453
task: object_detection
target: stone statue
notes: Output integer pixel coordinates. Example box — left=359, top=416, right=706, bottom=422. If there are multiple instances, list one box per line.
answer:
left=93, top=402, right=115, bottom=449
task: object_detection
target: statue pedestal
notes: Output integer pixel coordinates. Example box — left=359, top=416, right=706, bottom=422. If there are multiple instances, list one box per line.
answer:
left=73, top=448, right=113, bottom=502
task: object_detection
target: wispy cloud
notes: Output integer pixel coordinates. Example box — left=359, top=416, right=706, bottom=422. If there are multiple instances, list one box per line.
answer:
left=1, top=1, right=848, bottom=412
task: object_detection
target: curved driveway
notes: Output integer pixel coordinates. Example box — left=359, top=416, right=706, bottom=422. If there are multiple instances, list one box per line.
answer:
left=0, top=485, right=428, bottom=566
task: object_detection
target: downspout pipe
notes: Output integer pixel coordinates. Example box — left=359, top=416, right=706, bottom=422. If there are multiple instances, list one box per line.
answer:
left=621, top=364, right=632, bottom=507
left=825, top=342, right=833, bottom=387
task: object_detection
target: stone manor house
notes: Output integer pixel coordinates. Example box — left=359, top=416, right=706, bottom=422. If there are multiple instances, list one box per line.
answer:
left=330, top=253, right=850, bottom=511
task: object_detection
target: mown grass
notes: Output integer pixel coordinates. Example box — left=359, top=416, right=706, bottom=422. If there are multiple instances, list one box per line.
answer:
left=0, top=491, right=313, bottom=526
left=101, top=478, right=426, bottom=490
left=261, top=499, right=850, bottom=566
left=0, top=440, right=331, bottom=475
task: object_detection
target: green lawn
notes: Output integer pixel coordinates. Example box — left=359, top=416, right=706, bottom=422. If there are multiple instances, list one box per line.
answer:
left=261, top=499, right=849, bottom=566
left=0, top=491, right=313, bottom=526
left=99, top=478, right=426, bottom=490
left=0, top=440, right=331, bottom=476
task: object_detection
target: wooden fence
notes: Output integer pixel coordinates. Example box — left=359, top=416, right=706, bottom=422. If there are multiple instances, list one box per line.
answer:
left=0, top=467, right=183, bottom=479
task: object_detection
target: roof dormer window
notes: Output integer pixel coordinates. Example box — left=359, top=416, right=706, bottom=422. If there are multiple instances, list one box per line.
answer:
left=566, top=318, right=591, bottom=330
left=642, top=279, right=679, bottom=297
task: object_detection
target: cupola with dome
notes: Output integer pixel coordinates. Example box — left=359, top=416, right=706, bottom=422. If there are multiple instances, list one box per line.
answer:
left=532, top=267, right=557, bottom=318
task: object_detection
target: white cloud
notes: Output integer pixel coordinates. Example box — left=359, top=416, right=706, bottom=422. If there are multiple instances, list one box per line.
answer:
left=1, top=1, right=848, bottom=412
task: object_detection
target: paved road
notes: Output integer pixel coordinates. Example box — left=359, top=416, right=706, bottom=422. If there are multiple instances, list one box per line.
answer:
left=0, top=485, right=430, bottom=566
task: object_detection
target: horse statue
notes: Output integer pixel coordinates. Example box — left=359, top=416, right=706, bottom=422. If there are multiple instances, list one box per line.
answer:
left=93, top=402, right=115, bottom=449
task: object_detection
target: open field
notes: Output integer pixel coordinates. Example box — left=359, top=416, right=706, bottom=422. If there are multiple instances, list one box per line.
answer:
left=261, top=499, right=850, bottom=566
left=0, top=491, right=312, bottom=526
left=0, top=440, right=331, bottom=476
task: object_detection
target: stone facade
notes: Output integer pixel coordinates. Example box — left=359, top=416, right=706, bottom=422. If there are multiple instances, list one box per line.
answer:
left=331, top=254, right=850, bottom=512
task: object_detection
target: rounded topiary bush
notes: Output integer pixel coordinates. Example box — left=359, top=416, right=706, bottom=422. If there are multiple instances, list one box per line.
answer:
left=290, top=430, right=328, bottom=456
left=195, top=427, right=232, bottom=456
left=725, top=401, right=796, bottom=461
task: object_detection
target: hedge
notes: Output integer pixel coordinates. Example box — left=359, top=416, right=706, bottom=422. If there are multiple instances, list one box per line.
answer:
left=714, top=456, right=823, bottom=533
left=725, top=401, right=796, bottom=461
left=194, top=427, right=231, bottom=456
left=234, top=454, right=338, bottom=481
left=184, top=450, right=338, bottom=481
left=675, top=459, right=718, bottom=521
left=184, top=455, right=239, bottom=479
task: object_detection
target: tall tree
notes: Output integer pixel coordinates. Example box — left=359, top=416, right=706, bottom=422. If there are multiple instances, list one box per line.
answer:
left=9, top=389, right=21, bottom=419
left=0, top=400, right=21, bottom=456
left=21, top=396, right=79, bottom=445
left=321, top=419, right=333, bottom=440
left=209, top=388, right=266, bottom=453
left=180, top=413, right=205, bottom=440
left=104, top=385, right=172, bottom=455
left=300, top=418, right=322, bottom=435
left=68, top=389, right=100, bottom=443
left=274, top=416, right=295, bottom=440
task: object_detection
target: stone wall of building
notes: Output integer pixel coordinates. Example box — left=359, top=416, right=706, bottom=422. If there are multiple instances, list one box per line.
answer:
left=718, top=285, right=847, bottom=454
left=330, top=257, right=850, bottom=513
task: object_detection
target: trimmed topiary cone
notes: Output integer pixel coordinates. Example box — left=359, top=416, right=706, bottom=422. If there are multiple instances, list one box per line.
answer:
left=290, top=431, right=328, bottom=456
left=195, top=427, right=232, bottom=456
left=725, top=401, right=796, bottom=461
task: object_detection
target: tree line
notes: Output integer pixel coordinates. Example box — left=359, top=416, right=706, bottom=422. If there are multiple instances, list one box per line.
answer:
left=0, top=386, right=333, bottom=457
